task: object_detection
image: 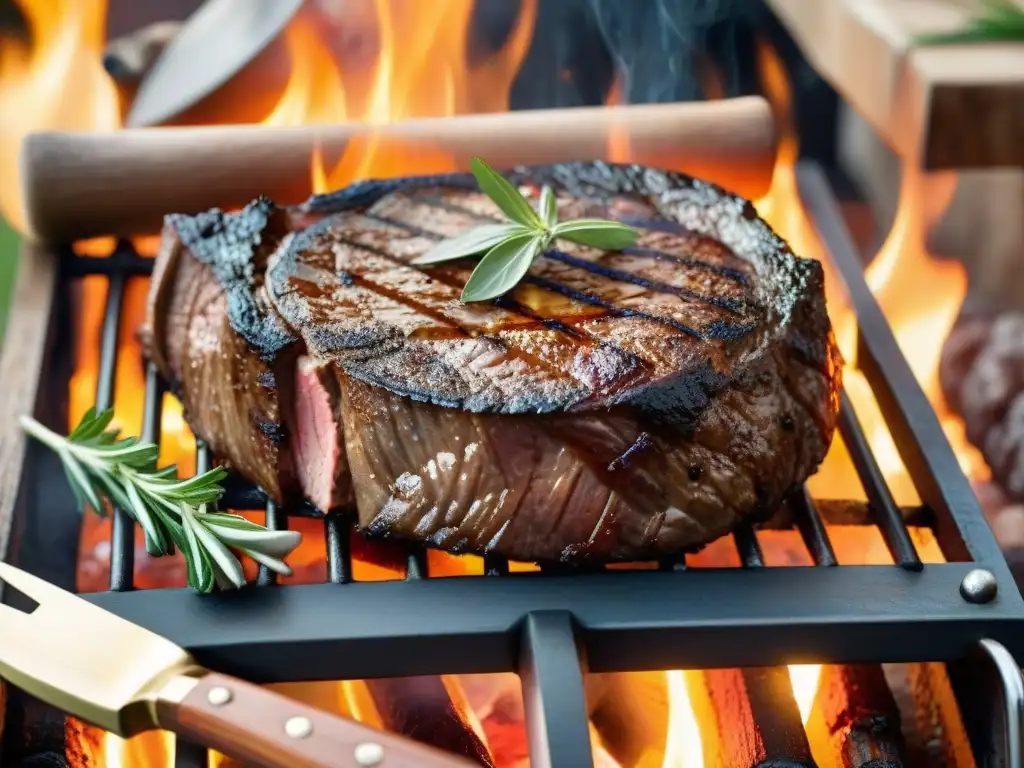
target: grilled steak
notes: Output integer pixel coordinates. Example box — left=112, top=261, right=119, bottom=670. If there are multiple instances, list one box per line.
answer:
left=143, top=162, right=843, bottom=563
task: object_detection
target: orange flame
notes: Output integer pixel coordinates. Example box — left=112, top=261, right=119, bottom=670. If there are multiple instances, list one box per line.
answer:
left=264, top=14, right=347, bottom=127
left=0, top=0, right=119, bottom=232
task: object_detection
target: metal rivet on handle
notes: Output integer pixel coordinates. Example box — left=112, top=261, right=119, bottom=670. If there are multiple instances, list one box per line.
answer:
left=206, top=687, right=233, bottom=707
left=285, top=716, right=314, bottom=739
left=354, top=742, right=385, bottom=767
left=960, top=568, right=998, bottom=604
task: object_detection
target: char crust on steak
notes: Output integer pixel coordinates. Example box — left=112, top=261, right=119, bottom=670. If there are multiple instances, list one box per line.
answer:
left=142, top=162, right=843, bottom=563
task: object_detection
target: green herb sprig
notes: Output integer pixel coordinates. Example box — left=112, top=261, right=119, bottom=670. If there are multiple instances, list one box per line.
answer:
left=21, top=408, right=301, bottom=595
left=412, top=157, right=639, bottom=302
left=915, top=0, right=1024, bottom=44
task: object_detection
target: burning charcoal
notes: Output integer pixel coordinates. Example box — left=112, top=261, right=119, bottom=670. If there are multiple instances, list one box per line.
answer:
left=366, top=678, right=494, bottom=767
left=689, top=667, right=815, bottom=767
left=63, top=718, right=102, bottom=768
left=804, top=664, right=907, bottom=768
left=941, top=312, right=1024, bottom=501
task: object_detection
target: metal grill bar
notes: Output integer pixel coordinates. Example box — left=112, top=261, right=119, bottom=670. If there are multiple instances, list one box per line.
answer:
left=484, top=555, right=509, bottom=576
left=405, top=545, right=428, bottom=580
left=734, top=524, right=765, bottom=568
left=837, top=391, right=922, bottom=570
left=184, top=439, right=214, bottom=768
left=324, top=511, right=351, bottom=584
left=84, top=562, right=1024, bottom=678
left=796, top=161, right=1009, bottom=570
left=519, top=612, right=594, bottom=768
left=96, top=263, right=135, bottom=593
left=789, top=487, right=837, bottom=566
left=257, top=501, right=286, bottom=587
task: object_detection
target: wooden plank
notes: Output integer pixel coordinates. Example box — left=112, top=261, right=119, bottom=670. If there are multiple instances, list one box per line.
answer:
left=767, top=0, right=1024, bottom=169
left=0, top=241, right=58, bottom=564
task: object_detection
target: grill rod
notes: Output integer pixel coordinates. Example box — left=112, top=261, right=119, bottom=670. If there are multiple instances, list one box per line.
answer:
left=96, top=253, right=134, bottom=592
left=979, top=639, right=1024, bottom=768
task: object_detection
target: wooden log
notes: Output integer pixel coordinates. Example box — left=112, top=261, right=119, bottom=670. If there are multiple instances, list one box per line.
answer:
left=689, top=666, right=816, bottom=767
left=19, top=96, right=777, bottom=241
left=883, top=662, right=976, bottom=767
left=767, top=0, right=1024, bottom=170
left=64, top=717, right=103, bottom=767
left=805, top=664, right=908, bottom=768
left=365, top=677, right=494, bottom=767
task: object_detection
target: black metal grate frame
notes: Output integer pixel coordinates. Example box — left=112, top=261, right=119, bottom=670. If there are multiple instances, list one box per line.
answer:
left=7, top=163, right=1024, bottom=767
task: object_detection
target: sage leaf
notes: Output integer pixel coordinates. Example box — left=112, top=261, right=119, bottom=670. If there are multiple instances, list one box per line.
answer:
left=551, top=219, right=639, bottom=250
left=461, top=233, right=544, bottom=302
left=412, top=223, right=530, bottom=265
left=539, top=185, right=558, bottom=228
left=469, top=157, right=544, bottom=230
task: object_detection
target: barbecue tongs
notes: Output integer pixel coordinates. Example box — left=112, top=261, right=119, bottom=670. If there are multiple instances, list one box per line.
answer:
left=0, top=562, right=475, bottom=767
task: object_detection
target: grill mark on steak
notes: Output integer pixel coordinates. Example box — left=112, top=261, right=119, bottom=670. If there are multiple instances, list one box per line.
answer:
left=523, top=274, right=709, bottom=340
left=363, top=195, right=751, bottom=315
left=272, top=216, right=650, bottom=410
left=624, top=245, right=748, bottom=283
left=542, top=248, right=746, bottom=313
left=327, top=235, right=638, bottom=394
left=362, top=211, right=441, bottom=240
left=416, top=190, right=751, bottom=285
left=348, top=204, right=755, bottom=345
left=329, top=233, right=652, bottom=390
left=331, top=235, right=547, bottom=332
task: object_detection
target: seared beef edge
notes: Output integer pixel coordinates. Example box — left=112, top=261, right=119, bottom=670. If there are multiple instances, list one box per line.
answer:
left=141, top=198, right=303, bottom=504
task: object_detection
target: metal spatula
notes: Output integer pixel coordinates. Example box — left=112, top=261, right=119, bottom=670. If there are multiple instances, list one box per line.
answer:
left=126, top=0, right=304, bottom=128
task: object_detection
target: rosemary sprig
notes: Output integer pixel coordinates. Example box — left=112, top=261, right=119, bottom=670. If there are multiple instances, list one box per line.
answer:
left=20, top=408, right=302, bottom=595
left=412, top=157, right=639, bottom=302
left=915, top=0, right=1024, bottom=44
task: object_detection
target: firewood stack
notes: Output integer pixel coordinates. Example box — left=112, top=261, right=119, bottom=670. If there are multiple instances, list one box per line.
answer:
left=766, top=0, right=1024, bottom=554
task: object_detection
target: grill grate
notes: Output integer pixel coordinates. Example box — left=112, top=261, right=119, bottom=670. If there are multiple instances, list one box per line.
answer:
left=7, top=162, right=1024, bottom=767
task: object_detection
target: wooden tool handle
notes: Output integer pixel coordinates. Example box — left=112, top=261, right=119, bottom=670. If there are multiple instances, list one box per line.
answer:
left=156, top=672, right=479, bottom=768
left=20, top=96, right=776, bottom=242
